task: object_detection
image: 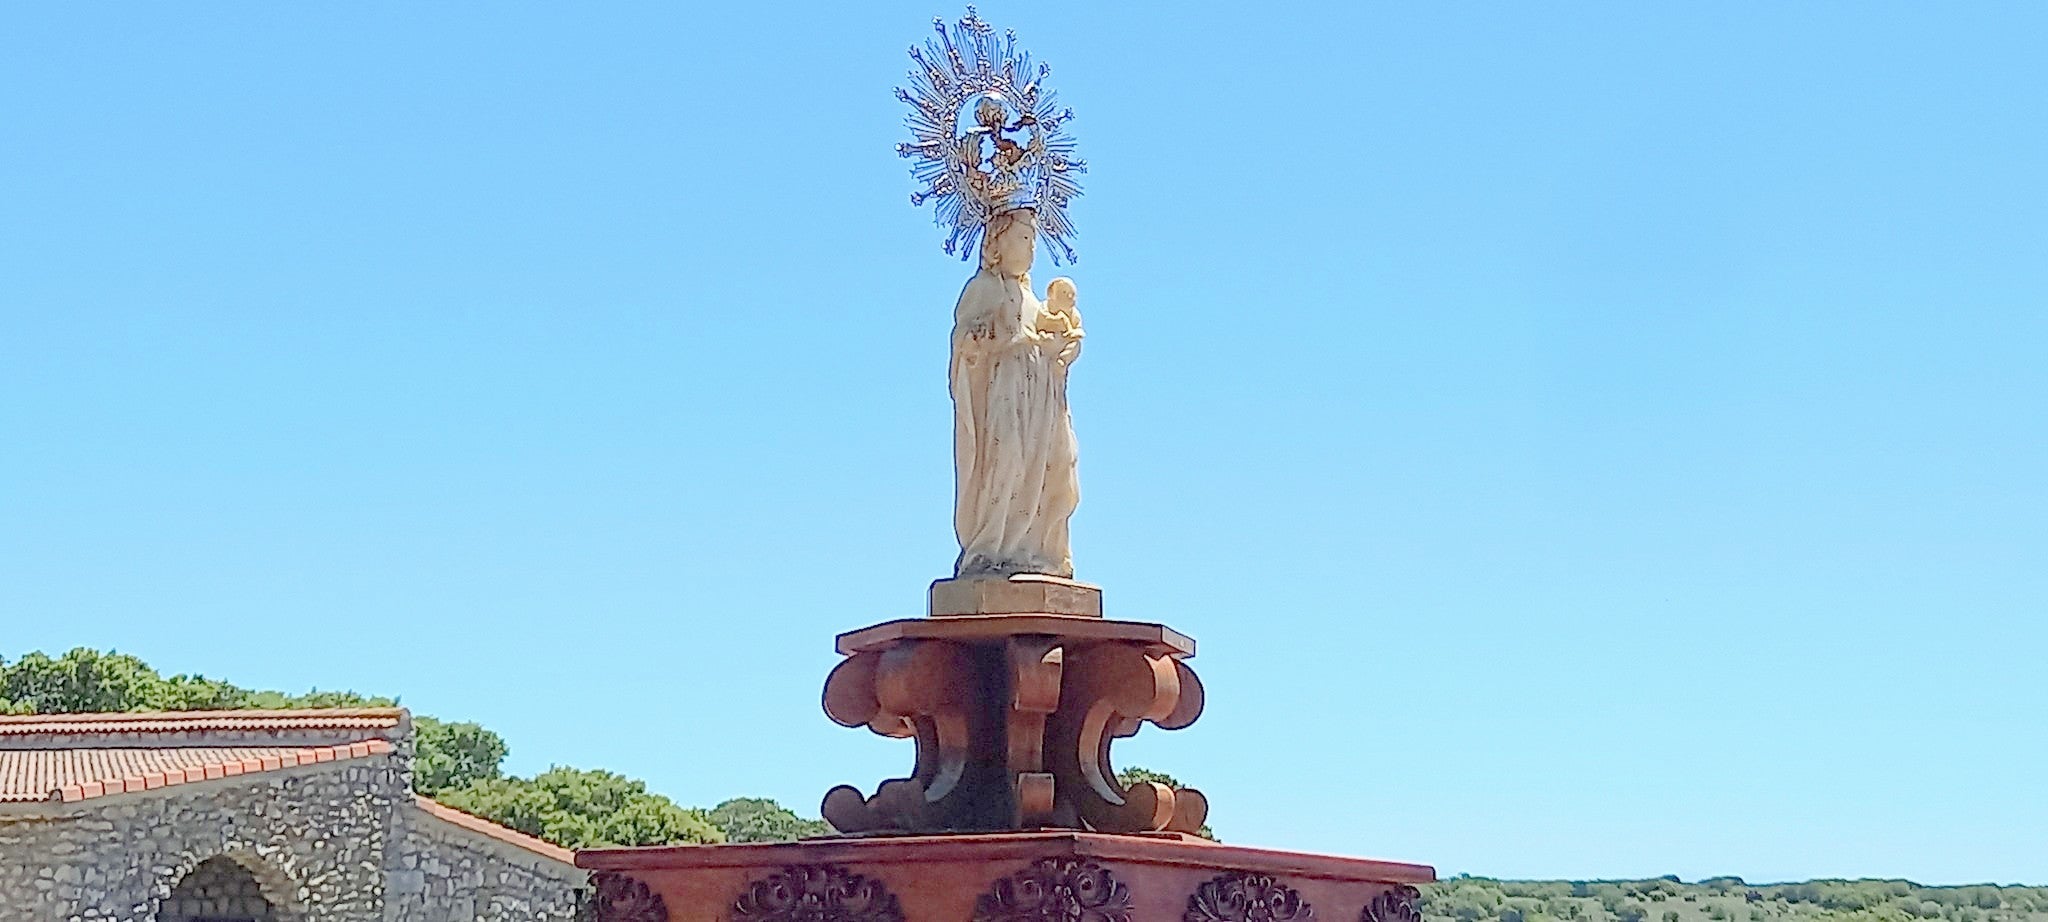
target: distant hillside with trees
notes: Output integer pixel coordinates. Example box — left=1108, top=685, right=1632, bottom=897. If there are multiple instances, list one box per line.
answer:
left=1422, top=876, right=2048, bottom=922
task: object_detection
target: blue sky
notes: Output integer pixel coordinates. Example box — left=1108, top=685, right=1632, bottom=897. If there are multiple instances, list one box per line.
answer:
left=3, top=2, right=2043, bottom=886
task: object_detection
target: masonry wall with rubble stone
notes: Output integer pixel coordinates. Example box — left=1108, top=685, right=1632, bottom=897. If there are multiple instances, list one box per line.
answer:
left=387, top=806, right=586, bottom=922
left=157, top=856, right=280, bottom=922
left=0, top=753, right=582, bottom=922
left=0, top=758, right=397, bottom=922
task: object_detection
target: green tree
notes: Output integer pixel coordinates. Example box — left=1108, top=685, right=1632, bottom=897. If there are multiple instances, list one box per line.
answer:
left=438, top=767, right=723, bottom=850
left=0, top=647, right=393, bottom=714
left=1, top=648, right=167, bottom=712
left=412, top=717, right=509, bottom=796
left=155, top=674, right=255, bottom=710
left=707, top=797, right=832, bottom=843
left=243, top=689, right=393, bottom=709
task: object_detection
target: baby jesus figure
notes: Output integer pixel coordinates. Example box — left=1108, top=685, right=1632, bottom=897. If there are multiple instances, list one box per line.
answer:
left=1036, top=276, right=1083, bottom=365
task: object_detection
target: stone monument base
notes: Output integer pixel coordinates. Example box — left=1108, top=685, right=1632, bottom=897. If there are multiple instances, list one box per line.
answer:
left=931, top=574, right=1103, bottom=617
left=579, top=831, right=1433, bottom=922
left=820, top=614, right=1203, bottom=835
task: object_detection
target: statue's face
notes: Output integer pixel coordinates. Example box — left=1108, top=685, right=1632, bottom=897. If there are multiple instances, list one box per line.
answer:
left=1046, top=279, right=1075, bottom=310
left=991, top=212, right=1036, bottom=273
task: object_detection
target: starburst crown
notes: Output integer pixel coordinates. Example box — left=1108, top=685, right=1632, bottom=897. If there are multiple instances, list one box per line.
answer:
left=896, top=7, right=1087, bottom=264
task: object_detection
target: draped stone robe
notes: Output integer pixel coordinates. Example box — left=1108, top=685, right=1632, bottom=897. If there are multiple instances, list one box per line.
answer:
left=950, top=268, right=1081, bottom=578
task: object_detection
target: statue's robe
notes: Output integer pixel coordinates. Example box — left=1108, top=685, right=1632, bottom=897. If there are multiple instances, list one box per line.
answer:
left=950, top=270, right=1080, bottom=577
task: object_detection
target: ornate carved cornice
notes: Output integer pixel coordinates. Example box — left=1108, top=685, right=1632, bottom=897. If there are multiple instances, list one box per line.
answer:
left=591, top=871, right=668, bottom=922
left=730, top=865, right=904, bottom=922
left=1361, top=886, right=1423, bottom=922
left=1185, top=872, right=1314, bottom=922
left=973, top=857, right=1134, bottom=922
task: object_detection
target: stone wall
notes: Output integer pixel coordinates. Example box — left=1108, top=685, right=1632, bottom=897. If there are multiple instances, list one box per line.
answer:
left=0, top=754, right=585, bottom=922
left=387, top=805, right=586, bottom=922
left=0, top=758, right=401, bottom=922
left=157, top=856, right=278, bottom=922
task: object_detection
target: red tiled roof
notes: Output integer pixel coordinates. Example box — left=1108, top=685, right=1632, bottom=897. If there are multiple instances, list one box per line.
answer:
left=0, top=740, right=395, bottom=803
left=0, top=709, right=405, bottom=736
left=413, top=794, right=577, bottom=864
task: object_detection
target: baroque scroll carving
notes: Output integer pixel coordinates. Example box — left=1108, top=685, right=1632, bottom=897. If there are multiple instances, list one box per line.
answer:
left=1045, top=643, right=1207, bottom=833
left=1361, top=886, right=1422, bottom=922
left=820, top=642, right=975, bottom=833
left=1184, top=873, right=1314, bottom=922
left=591, top=872, right=668, bottom=922
left=821, top=628, right=1205, bottom=834
left=973, top=858, right=1133, bottom=922
left=730, top=865, right=904, bottom=922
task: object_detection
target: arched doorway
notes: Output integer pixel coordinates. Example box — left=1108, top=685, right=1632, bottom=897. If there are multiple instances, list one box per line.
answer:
left=157, top=856, right=278, bottom=922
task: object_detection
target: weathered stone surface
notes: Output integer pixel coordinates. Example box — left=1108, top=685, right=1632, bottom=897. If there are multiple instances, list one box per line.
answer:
left=930, top=574, right=1103, bottom=617
left=0, top=724, right=583, bottom=922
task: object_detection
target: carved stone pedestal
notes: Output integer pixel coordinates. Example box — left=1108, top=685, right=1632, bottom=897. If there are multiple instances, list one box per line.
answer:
left=579, top=832, right=1433, bottom=922
left=819, top=614, right=1205, bottom=836
left=930, top=574, right=1104, bottom=617
left=575, top=592, right=1437, bottom=922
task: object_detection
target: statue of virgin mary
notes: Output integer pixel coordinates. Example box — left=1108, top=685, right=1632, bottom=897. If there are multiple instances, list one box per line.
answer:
left=949, top=207, right=1083, bottom=578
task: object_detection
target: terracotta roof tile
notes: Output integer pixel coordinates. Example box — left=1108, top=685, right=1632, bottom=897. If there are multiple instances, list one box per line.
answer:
left=0, top=740, right=394, bottom=803
left=413, top=794, right=576, bottom=864
left=0, top=709, right=405, bottom=737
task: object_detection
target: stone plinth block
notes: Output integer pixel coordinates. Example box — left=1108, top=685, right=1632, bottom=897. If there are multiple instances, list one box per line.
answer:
left=822, top=615, right=1204, bottom=836
left=931, top=574, right=1103, bottom=617
left=579, top=832, right=1434, bottom=922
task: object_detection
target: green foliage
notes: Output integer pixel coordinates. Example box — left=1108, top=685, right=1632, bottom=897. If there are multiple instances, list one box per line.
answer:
left=412, top=717, right=509, bottom=796
left=0, top=647, right=388, bottom=714
left=243, top=689, right=394, bottom=709
left=708, top=797, right=832, bottom=843
left=1421, top=879, right=2048, bottom=922
left=154, top=674, right=254, bottom=710
left=437, top=767, right=723, bottom=850
left=1, top=649, right=178, bottom=712
left=1115, top=766, right=1185, bottom=788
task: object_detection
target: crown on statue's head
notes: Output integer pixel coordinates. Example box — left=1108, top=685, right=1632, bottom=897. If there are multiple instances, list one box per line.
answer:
left=896, top=7, right=1086, bottom=265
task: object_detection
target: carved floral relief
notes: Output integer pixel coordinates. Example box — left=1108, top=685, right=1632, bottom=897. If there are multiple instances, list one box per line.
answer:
left=730, top=865, right=904, bottom=922
left=1185, top=872, right=1315, bottom=922
left=974, top=858, right=1133, bottom=922
left=591, top=872, right=669, bottom=922
left=1361, top=886, right=1423, bottom=922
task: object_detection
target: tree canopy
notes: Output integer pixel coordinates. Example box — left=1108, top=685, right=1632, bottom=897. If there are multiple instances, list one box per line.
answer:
left=707, top=797, right=833, bottom=843
left=437, top=767, right=723, bottom=850
left=1421, top=877, right=2048, bottom=922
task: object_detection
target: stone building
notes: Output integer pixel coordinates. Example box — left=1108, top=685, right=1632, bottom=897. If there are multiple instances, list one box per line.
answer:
left=0, top=708, right=586, bottom=921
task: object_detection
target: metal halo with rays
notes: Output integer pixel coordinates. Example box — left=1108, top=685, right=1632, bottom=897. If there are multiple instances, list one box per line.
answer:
left=895, top=7, right=1086, bottom=264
